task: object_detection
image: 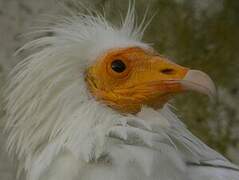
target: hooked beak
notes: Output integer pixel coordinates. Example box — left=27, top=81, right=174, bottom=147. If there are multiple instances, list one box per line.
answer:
left=181, top=69, right=216, bottom=99
left=143, top=55, right=217, bottom=100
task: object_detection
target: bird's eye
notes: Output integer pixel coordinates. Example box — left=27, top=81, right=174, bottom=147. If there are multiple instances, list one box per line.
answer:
left=111, top=59, right=126, bottom=73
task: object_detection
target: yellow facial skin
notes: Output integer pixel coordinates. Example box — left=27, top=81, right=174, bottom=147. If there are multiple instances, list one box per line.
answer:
left=86, top=47, right=189, bottom=114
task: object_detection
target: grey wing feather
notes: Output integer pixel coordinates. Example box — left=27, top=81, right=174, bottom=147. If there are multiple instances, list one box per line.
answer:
left=187, top=160, right=239, bottom=180
left=159, top=106, right=239, bottom=180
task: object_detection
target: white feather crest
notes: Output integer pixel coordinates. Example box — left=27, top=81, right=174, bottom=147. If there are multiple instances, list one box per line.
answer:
left=3, top=3, right=150, bottom=178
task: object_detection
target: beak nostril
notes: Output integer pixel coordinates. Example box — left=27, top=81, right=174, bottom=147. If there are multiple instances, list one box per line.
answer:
left=160, top=68, right=175, bottom=75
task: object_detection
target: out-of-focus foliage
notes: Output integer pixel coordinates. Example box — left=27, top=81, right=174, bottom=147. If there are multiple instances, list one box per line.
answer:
left=76, top=0, right=239, bottom=161
left=0, top=64, right=4, bottom=127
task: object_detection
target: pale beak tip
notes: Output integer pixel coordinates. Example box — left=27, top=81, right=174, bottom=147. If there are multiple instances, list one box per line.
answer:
left=182, top=70, right=217, bottom=100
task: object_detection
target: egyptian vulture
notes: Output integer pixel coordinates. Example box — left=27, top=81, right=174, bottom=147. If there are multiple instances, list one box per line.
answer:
left=3, top=4, right=239, bottom=180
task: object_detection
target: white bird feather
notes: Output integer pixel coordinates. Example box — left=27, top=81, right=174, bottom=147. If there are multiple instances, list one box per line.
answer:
left=3, top=3, right=239, bottom=180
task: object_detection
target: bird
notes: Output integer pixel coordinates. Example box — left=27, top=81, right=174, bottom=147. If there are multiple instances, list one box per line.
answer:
left=3, top=3, right=239, bottom=180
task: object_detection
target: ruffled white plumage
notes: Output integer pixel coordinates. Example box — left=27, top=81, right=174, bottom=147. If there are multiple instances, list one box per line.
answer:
left=3, top=3, right=239, bottom=180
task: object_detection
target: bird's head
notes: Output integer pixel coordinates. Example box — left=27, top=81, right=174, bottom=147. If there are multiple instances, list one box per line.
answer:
left=86, top=46, right=215, bottom=114
left=4, top=5, right=216, bottom=170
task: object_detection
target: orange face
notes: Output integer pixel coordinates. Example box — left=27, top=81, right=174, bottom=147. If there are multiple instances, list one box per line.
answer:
left=86, top=47, right=215, bottom=113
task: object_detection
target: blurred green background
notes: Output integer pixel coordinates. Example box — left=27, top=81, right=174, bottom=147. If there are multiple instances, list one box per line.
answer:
left=0, top=1, right=238, bottom=174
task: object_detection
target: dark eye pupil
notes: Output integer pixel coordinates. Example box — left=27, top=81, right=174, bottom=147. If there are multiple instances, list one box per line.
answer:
left=111, top=59, right=126, bottom=73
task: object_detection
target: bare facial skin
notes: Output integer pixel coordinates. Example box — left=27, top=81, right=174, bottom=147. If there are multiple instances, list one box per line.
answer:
left=86, top=47, right=215, bottom=113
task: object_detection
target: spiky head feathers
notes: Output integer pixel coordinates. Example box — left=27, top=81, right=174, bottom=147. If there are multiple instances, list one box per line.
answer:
left=4, top=5, right=150, bottom=175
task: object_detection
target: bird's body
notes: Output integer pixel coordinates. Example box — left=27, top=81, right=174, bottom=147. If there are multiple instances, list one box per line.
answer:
left=3, top=4, right=239, bottom=180
left=34, top=106, right=239, bottom=180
